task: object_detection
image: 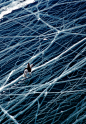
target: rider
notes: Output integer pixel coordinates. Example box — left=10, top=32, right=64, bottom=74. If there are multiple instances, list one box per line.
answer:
left=24, top=63, right=33, bottom=78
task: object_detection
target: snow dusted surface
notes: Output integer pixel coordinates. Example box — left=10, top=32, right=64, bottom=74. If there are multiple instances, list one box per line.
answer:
left=0, top=0, right=86, bottom=124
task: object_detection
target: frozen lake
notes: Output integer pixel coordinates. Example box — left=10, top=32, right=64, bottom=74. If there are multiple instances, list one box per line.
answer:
left=0, top=0, right=86, bottom=124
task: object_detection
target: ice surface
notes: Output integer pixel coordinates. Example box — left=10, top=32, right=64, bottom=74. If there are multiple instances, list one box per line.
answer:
left=0, top=0, right=86, bottom=124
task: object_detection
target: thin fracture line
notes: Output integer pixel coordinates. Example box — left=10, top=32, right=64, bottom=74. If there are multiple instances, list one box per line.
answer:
left=1, top=89, right=86, bottom=96
left=1, top=76, right=86, bottom=91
